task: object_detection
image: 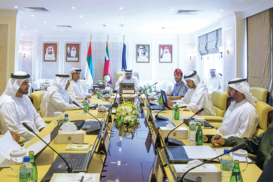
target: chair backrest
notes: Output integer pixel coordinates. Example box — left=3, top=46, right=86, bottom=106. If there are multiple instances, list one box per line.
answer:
left=29, top=90, right=46, bottom=111
left=211, top=90, right=229, bottom=117
left=255, top=101, right=273, bottom=131
left=250, top=87, right=269, bottom=103
left=117, top=72, right=139, bottom=81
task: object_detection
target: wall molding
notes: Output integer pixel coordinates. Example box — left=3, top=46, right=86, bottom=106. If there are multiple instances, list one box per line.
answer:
left=241, top=0, right=273, bottom=18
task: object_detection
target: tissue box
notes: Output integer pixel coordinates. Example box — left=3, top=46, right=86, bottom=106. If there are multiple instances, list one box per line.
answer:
left=55, top=130, right=84, bottom=144
left=160, top=127, right=188, bottom=139
left=173, top=164, right=221, bottom=182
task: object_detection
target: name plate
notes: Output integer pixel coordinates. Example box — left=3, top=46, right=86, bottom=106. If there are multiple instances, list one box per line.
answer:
left=122, top=88, right=135, bottom=94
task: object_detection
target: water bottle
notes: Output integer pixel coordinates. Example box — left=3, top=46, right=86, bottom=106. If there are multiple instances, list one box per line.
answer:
left=83, top=98, right=89, bottom=114
left=220, top=149, right=233, bottom=182
left=153, top=85, right=157, bottom=92
left=158, top=94, right=163, bottom=106
left=188, top=117, right=196, bottom=142
left=63, top=114, right=70, bottom=124
left=230, top=160, right=243, bottom=182
left=149, top=86, right=152, bottom=93
left=29, top=151, right=37, bottom=182
left=19, top=156, right=33, bottom=182
left=173, top=102, right=180, bottom=120
left=195, top=123, right=204, bottom=146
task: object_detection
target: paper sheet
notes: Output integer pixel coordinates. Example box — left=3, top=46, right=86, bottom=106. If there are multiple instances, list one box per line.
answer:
left=25, top=134, right=50, bottom=156
left=0, top=131, right=21, bottom=160
left=50, top=173, right=100, bottom=182
left=213, top=149, right=254, bottom=163
left=184, top=146, right=218, bottom=159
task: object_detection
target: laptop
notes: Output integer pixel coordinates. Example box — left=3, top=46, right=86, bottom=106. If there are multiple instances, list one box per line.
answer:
left=82, top=120, right=106, bottom=130
left=41, top=127, right=103, bottom=182
left=146, top=101, right=175, bottom=129
left=120, top=83, right=134, bottom=90
left=165, top=146, right=191, bottom=163
left=145, top=93, right=166, bottom=110
left=160, top=89, right=173, bottom=110
left=183, top=118, right=214, bottom=129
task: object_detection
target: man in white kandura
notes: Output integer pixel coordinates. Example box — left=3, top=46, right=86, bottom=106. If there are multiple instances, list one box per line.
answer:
left=138, top=46, right=148, bottom=61
left=217, top=78, right=258, bottom=138
left=67, top=68, right=93, bottom=100
left=40, top=74, right=81, bottom=117
left=0, top=71, right=46, bottom=141
left=115, top=69, right=139, bottom=90
left=168, top=70, right=216, bottom=116
left=45, top=45, right=55, bottom=60
left=204, top=69, right=222, bottom=93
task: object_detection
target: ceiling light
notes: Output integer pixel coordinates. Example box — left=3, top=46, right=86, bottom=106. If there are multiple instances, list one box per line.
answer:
left=34, top=30, right=37, bottom=31
left=91, top=27, right=93, bottom=28
left=220, top=10, right=224, bottom=11
left=24, top=26, right=26, bottom=28
left=170, top=8, right=173, bottom=11
left=44, top=21, right=46, bottom=23
left=121, top=16, right=123, bottom=18
left=14, top=6, right=18, bottom=9
left=119, top=7, right=122, bottom=10
left=31, top=15, right=34, bottom=17
left=164, top=17, right=167, bottom=19
left=72, top=7, right=75, bottom=9
left=61, top=30, right=63, bottom=31
left=53, top=26, right=56, bottom=28
left=86, top=22, right=89, bottom=24
left=80, top=15, right=83, bottom=18
left=95, top=30, right=97, bottom=32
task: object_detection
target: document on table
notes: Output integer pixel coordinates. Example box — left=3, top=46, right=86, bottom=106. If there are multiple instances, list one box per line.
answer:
left=0, top=131, right=21, bottom=160
left=184, top=146, right=218, bottom=159
left=25, top=134, right=50, bottom=156
left=213, top=149, right=254, bottom=163
left=50, top=173, right=100, bottom=182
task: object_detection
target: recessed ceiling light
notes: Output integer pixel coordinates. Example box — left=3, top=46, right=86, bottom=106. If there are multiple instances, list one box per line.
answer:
left=24, top=26, right=26, bottom=28
left=95, top=30, right=97, bottom=32
left=91, top=27, right=93, bottom=29
left=14, top=6, right=18, bottom=9
left=72, top=7, right=75, bottom=9
left=80, top=15, right=83, bottom=18
left=53, top=26, right=56, bottom=28
left=86, top=22, right=89, bottom=24
left=170, top=8, right=173, bottom=11
left=61, top=30, right=63, bottom=31
left=44, top=21, right=46, bottom=23
left=220, top=10, right=224, bottom=11
left=121, top=16, right=123, bottom=18
left=164, top=17, right=167, bottom=19
left=34, top=30, right=37, bottom=31
left=119, top=7, right=122, bottom=10
left=31, top=15, right=34, bottom=17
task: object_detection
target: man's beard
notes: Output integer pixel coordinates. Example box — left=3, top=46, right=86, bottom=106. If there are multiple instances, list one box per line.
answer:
left=18, top=88, right=28, bottom=95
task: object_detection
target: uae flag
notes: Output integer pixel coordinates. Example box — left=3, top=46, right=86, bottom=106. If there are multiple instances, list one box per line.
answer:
left=84, top=41, right=93, bottom=83
left=103, top=41, right=112, bottom=84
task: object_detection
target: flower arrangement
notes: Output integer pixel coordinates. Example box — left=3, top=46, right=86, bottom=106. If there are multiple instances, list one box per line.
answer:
left=115, top=100, right=140, bottom=127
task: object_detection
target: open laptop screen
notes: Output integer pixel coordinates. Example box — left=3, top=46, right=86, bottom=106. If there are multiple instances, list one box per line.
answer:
left=160, top=90, right=172, bottom=109
left=120, top=83, right=134, bottom=90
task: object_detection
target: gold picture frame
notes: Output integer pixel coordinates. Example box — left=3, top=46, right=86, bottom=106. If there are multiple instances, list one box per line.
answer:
left=159, top=45, right=172, bottom=63
left=136, top=44, right=150, bottom=63
left=66, top=43, right=80, bottom=62
left=44, top=43, right=57, bottom=62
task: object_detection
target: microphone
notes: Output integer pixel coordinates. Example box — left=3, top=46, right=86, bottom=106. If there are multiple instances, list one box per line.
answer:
left=155, top=110, right=168, bottom=121
left=180, top=142, right=246, bottom=182
left=164, top=108, right=204, bottom=146
left=151, top=82, right=158, bottom=86
left=72, top=101, right=104, bottom=135
left=22, top=122, right=73, bottom=173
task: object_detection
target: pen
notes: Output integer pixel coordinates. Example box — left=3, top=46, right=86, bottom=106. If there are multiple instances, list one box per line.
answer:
left=80, top=176, right=84, bottom=182
left=215, top=135, right=221, bottom=140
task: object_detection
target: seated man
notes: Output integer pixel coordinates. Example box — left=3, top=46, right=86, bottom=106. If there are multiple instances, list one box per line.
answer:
left=211, top=122, right=273, bottom=170
left=204, top=69, right=222, bottom=93
left=115, top=69, right=139, bottom=90
left=40, top=74, right=81, bottom=117
left=217, top=78, right=258, bottom=138
left=168, top=70, right=216, bottom=116
left=167, top=69, right=188, bottom=100
left=0, top=71, right=46, bottom=141
left=68, top=68, right=93, bottom=100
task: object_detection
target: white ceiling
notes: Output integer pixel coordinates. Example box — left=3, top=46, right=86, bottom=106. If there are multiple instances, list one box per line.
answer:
left=0, top=0, right=270, bottom=36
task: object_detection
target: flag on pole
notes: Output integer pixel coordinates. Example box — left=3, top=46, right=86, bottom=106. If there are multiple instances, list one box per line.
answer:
left=121, top=44, right=127, bottom=70
left=103, top=41, right=112, bottom=84
left=84, top=40, right=93, bottom=84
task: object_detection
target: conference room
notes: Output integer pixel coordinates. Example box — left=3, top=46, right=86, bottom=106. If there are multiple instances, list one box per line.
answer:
left=0, top=0, right=273, bottom=181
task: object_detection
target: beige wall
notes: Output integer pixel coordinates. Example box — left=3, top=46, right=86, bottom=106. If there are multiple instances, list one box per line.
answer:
left=0, top=10, right=19, bottom=94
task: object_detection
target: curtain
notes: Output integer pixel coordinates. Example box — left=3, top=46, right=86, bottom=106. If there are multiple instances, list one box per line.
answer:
left=247, top=9, right=271, bottom=90
left=207, top=30, right=218, bottom=54
left=198, top=35, right=208, bottom=55
left=217, top=28, right=222, bottom=48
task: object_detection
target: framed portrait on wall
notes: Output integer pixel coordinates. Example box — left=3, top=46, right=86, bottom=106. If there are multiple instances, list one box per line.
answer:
left=44, top=43, right=57, bottom=62
left=66, top=44, right=80, bottom=62
left=159, top=45, right=172, bottom=63
left=136, top=44, right=150, bottom=63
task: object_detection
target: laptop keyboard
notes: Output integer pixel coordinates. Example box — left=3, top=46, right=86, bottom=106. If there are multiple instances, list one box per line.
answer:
left=57, top=153, right=87, bottom=170
left=155, top=120, right=175, bottom=127
left=168, top=146, right=189, bottom=160
left=82, top=121, right=103, bottom=129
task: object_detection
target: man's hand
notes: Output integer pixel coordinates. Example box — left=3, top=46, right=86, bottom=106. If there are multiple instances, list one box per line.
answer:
left=86, top=95, right=92, bottom=99
left=91, top=92, right=96, bottom=96
left=211, top=134, right=225, bottom=147
left=39, top=127, right=45, bottom=132
left=164, top=100, right=174, bottom=107
left=10, top=131, right=20, bottom=143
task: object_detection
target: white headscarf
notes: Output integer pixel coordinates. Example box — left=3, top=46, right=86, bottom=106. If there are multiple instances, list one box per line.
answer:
left=228, top=78, right=257, bottom=107
left=0, top=71, right=30, bottom=106
left=69, top=68, right=81, bottom=80
left=123, top=69, right=133, bottom=77
left=40, top=74, right=70, bottom=117
left=184, top=70, right=200, bottom=86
